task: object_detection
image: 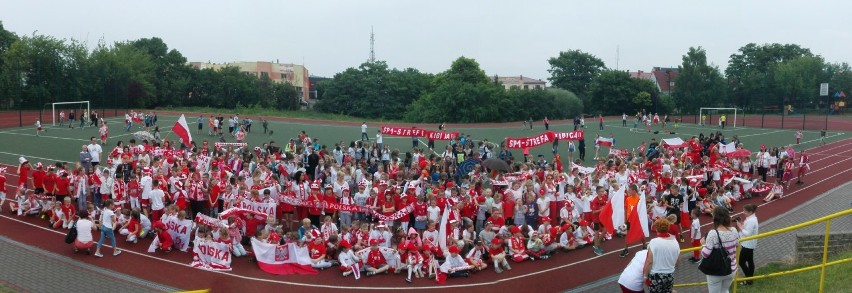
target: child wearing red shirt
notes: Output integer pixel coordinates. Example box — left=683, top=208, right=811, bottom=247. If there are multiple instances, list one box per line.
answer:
left=365, top=239, right=389, bottom=276
left=60, top=196, right=77, bottom=229
left=508, top=226, right=528, bottom=262
left=54, top=173, right=71, bottom=203
left=487, top=237, right=511, bottom=273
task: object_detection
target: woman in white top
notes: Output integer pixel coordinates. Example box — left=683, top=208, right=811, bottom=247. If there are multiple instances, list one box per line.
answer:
left=73, top=210, right=96, bottom=254
left=643, top=218, right=681, bottom=293
left=618, top=249, right=648, bottom=293
left=701, top=206, right=740, bottom=293
left=94, top=199, right=121, bottom=257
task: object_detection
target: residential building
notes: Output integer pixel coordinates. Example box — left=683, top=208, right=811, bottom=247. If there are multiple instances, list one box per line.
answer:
left=628, top=70, right=652, bottom=80
left=494, top=75, right=547, bottom=90
left=650, top=67, right=679, bottom=95
left=189, top=61, right=311, bottom=102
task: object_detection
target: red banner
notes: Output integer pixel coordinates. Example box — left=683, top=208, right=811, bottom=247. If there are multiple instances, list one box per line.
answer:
left=425, top=131, right=459, bottom=140
left=551, top=130, right=584, bottom=141
left=380, top=126, right=459, bottom=140
left=380, top=126, right=426, bottom=137
left=505, top=131, right=584, bottom=149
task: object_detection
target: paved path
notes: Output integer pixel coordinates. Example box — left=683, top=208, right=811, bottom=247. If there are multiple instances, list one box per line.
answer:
left=0, top=235, right=179, bottom=293
left=574, top=181, right=852, bottom=293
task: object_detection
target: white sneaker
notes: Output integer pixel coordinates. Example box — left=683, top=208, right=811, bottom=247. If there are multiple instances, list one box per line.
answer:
left=94, top=253, right=103, bottom=258
left=113, top=250, right=122, bottom=256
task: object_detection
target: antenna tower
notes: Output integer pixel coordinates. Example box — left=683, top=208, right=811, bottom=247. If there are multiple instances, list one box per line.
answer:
left=369, top=26, right=376, bottom=63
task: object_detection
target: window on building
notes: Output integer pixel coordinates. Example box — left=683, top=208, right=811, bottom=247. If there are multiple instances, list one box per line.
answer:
left=261, top=72, right=269, bottom=78
left=523, top=85, right=529, bottom=90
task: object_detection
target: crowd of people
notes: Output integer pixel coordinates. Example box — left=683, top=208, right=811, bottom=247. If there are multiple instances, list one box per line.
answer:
left=2, top=114, right=810, bottom=291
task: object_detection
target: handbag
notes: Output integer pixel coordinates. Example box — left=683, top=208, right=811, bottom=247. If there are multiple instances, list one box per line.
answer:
left=698, top=228, right=733, bottom=276
left=65, top=221, right=78, bottom=244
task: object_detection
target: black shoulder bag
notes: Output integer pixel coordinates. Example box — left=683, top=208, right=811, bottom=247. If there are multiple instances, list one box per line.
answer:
left=698, top=228, right=733, bottom=276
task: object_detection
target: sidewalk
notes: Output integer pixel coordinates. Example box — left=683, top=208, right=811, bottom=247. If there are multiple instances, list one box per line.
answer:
left=574, top=181, right=852, bottom=293
left=0, top=235, right=179, bottom=293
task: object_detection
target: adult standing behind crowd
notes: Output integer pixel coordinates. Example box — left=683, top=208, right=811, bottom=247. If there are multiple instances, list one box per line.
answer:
left=701, top=206, right=739, bottom=293
left=618, top=249, right=648, bottom=293
left=643, top=218, right=680, bottom=293
left=737, top=204, right=759, bottom=286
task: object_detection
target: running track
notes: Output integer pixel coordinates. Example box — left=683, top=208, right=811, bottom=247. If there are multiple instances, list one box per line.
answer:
left=1, top=139, right=850, bottom=292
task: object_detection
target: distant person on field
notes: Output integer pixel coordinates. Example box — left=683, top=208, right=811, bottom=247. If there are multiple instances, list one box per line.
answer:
left=262, top=118, right=269, bottom=134
left=622, top=113, right=628, bottom=127
left=197, top=115, right=203, bottom=134
left=69, top=110, right=76, bottom=129
left=59, top=111, right=66, bottom=127
left=361, top=122, right=369, bottom=141
left=598, top=114, right=604, bottom=130
left=35, top=119, right=45, bottom=136
left=544, top=116, right=550, bottom=130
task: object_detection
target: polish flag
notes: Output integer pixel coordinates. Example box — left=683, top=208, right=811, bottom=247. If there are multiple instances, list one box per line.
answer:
left=718, top=142, right=736, bottom=154
left=625, top=191, right=649, bottom=244
left=596, top=137, right=614, bottom=147
left=250, top=238, right=317, bottom=275
left=172, top=114, right=193, bottom=147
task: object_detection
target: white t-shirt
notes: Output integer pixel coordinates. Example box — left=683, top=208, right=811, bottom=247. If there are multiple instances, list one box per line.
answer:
left=427, top=206, right=441, bottom=222
left=691, top=218, right=701, bottom=239
left=618, top=250, right=648, bottom=292
left=88, top=143, right=103, bottom=163
left=648, top=237, right=680, bottom=274
left=361, top=124, right=367, bottom=133
left=150, top=189, right=165, bottom=210
left=376, top=133, right=383, bottom=144
left=141, top=176, right=153, bottom=200
left=101, top=209, right=115, bottom=228
left=75, top=219, right=94, bottom=242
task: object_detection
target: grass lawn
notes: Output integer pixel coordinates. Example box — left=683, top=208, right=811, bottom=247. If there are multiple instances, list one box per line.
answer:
left=738, top=251, right=852, bottom=293
left=0, top=112, right=848, bottom=168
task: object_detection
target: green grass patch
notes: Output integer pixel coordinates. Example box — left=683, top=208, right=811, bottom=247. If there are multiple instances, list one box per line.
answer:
left=738, top=251, right=852, bottom=293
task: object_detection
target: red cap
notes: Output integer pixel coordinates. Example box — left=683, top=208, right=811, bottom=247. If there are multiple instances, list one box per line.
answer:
left=579, top=220, right=589, bottom=226
left=422, top=243, right=432, bottom=251
left=448, top=246, right=461, bottom=254
left=541, top=216, right=551, bottom=223
left=407, top=243, right=418, bottom=251
left=369, top=239, right=379, bottom=246
left=476, top=196, right=486, bottom=204
left=510, top=226, right=521, bottom=234
left=561, top=224, right=572, bottom=232
left=491, top=238, right=502, bottom=245
left=339, top=240, right=352, bottom=248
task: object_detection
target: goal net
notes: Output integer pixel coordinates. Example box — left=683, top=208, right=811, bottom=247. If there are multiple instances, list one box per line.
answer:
left=48, top=101, right=90, bottom=126
left=699, top=107, right=738, bottom=128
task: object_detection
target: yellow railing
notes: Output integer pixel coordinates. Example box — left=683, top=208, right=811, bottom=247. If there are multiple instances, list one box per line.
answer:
left=674, top=208, right=852, bottom=293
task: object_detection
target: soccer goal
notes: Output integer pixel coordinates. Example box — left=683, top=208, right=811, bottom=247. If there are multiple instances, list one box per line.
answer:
left=48, top=101, right=90, bottom=126
left=699, top=107, right=738, bottom=128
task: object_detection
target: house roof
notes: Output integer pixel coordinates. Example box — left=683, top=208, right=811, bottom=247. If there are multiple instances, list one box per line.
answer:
left=651, top=67, right=679, bottom=92
left=628, top=71, right=652, bottom=80
left=496, top=75, right=546, bottom=85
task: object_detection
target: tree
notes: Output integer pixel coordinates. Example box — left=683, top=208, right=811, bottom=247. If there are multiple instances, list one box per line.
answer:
left=587, top=70, right=635, bottom=115
left=773, top=56, right=827, bottom=109
left=406, top=57, right=502, bottom=123
left=674, top=47, right=727, bottom=113
left=726, top=43, right=812, bottom=110
left=547, top=50, right=606, bottom=101
left=315, top=61, right=432, bottom=120
left=633, top=91, right=652, bottom=110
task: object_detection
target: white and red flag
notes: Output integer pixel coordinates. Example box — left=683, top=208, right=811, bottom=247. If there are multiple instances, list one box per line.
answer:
left=172, top=114, right=193, bottom=146
left=250, top=238, right=317, bottom=275
left=596, top=137, right=614, bottom=147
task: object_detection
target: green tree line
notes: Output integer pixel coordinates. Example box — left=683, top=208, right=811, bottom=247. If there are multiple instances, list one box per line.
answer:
left=0, top=22, right=300, bottom=112
left=2, top=21, right=850, bottom=122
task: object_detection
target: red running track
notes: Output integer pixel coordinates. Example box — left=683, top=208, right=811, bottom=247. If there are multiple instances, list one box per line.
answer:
left=0, top=139, right=851, bottom=292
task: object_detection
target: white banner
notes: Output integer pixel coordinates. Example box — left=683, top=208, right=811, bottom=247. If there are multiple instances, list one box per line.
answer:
left=191, top=239, right=233, bottom=271
left=236, top=201, right=277, bottom=220
left=162, top=216, right=193, bottom=252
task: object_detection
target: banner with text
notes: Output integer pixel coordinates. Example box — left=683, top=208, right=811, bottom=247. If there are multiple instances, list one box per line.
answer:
left=505, top=131, right=584, bottom=149
left=190, top=239, right=233, bottom=271
left=380, top=126, right=459, bottom=141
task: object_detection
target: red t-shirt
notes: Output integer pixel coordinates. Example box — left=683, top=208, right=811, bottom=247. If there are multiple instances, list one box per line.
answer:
left=488, top=245, right=505, bottom=256
left=413, top=202, right=427, bottom=217
left=487, top=216, right=505, bottom=227
left=366, top=249, right=387, bottom=267
left=55, top=177, right=70, bottom=195
left=127, top=218, right=141, bottom=235
left=32, top=170, right=46, bottom=188
left=61, top=203, right=76, bottom=219
left=43, top=174, right=57, bottom=194
left=18, top=165, right=30, bottom=186
left=308, top=242, right=327, bottom=259
left=502, top=201, right=515, bottom=219
left=590, top=196, right=607, bottom=223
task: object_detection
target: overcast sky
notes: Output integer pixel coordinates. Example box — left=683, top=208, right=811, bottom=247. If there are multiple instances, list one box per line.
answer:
left=2, top=0, right=850, bottom=79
